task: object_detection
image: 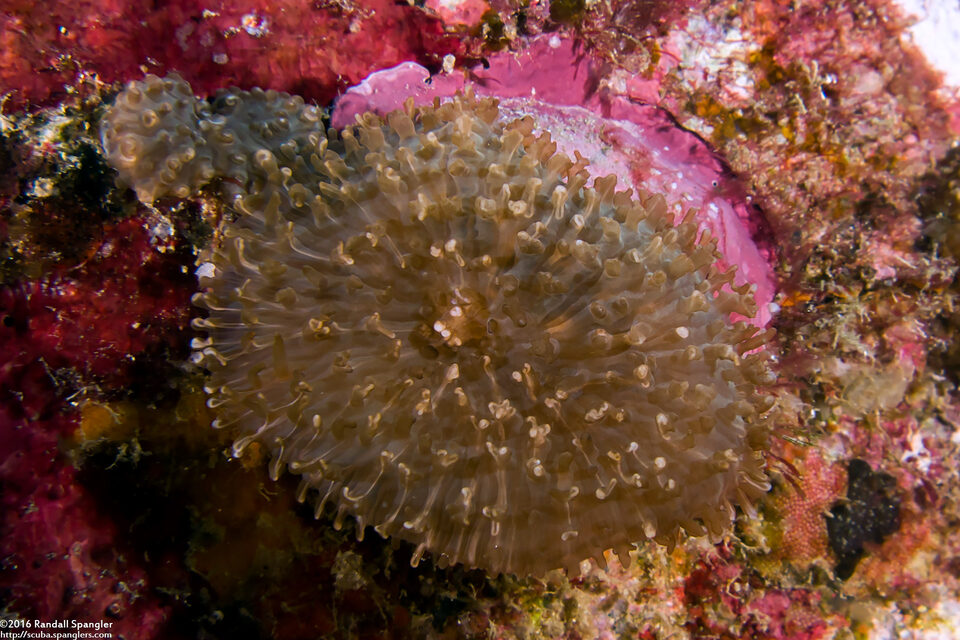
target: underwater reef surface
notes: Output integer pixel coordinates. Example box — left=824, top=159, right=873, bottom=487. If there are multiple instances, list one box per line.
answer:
left=1, top=0, right=960, bottom=638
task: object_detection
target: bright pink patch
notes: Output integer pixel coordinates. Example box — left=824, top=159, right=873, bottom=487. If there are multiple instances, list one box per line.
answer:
left=425, top=0, right=489, bottom=26
left=333, top=36, right=778, bottom=325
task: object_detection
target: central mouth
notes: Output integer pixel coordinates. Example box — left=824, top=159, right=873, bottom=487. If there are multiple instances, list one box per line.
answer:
left=430, top=287, right=492, bottom=349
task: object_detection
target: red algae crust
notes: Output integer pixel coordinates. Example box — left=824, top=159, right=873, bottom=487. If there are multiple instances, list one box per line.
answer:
left=0, top=0, right=460, bottom=112
left=0, top=218, right=193, bottom=635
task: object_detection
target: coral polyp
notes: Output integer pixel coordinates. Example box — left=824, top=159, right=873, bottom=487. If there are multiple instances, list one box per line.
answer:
left=101, top=74, right=776, bottom=576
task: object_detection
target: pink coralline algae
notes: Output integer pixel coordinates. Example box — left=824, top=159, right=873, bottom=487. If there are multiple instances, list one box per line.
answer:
left=333, top=36, right=778, bottom=326
left=0, top=0, right=460, bottom=111
left=683, top=549, right=836, bottom=640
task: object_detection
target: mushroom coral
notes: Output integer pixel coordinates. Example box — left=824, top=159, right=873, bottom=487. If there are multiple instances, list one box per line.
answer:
left=101, top=74, right=777, bottom=576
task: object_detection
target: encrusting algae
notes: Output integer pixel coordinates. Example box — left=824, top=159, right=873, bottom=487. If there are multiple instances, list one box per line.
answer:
left=100, top=74, right=777, bottom=576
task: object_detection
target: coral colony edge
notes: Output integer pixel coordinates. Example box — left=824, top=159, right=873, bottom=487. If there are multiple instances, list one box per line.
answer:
left=100, top=74, right=777, bottom=576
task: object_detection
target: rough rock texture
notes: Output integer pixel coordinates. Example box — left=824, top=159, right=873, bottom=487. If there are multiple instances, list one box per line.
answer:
left=101, top=74, right=776, bottom=576
left=0, top=0, right=460, bottom=112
